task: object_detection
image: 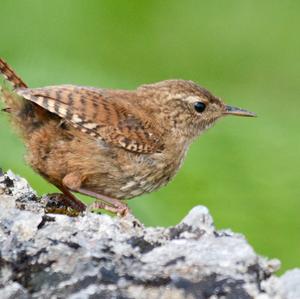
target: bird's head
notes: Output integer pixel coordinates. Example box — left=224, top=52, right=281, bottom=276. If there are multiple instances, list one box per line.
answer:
left=139, top=80, right=256, bottom=140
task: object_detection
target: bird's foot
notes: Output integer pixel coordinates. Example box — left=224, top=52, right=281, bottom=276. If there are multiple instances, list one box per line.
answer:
left=91, top=200, right=130, bottom=217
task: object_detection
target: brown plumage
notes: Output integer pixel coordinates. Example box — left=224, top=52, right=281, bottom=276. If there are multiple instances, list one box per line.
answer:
left=0, top=58, right=256, bottom=215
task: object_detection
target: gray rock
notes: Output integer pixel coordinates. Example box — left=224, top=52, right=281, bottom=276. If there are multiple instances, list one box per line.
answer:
left=0, top=169, right=299, bottom=299
left=280, top=269, right=300, bottom=299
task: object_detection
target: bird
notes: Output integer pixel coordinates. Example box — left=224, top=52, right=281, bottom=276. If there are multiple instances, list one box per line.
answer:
left=0, top=58, right=256, bottom=215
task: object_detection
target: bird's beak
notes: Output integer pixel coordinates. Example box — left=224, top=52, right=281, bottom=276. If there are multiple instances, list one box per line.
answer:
left=224, top=105, right=256, bottom=117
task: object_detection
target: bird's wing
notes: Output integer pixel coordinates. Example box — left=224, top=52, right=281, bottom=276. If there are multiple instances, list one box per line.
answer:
left=17, top=85, right=164, bottom=153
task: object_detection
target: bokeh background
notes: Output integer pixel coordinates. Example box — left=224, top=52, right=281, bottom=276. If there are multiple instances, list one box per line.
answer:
left=0, top=1, right=299, bottom=272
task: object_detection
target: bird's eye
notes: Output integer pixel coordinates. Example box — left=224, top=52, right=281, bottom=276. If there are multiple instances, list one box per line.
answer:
left=194, top=102, right=206, bottom=113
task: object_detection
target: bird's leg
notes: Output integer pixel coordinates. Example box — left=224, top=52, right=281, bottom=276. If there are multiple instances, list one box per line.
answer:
left=62, top=172, right=129, bottom=216
left=79, top=188, right=130, bottom=216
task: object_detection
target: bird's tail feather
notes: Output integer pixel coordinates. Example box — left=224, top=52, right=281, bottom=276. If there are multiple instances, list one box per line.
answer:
left=0, top=58, right=46, bottom=138
left=0, top=58, right=28, bottom=89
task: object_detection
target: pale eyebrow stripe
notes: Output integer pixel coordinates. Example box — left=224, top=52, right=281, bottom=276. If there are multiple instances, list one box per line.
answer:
left=185, top=95, right=208, bottom=104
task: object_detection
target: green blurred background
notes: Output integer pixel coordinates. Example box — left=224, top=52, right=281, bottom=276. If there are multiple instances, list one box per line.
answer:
left=0, top=1, right=299, bottom=272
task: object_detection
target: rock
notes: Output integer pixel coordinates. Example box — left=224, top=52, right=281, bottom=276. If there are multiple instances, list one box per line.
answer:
left=0, top=169, right=299, bottom=299
left=279, top=269, right=300, bottom=299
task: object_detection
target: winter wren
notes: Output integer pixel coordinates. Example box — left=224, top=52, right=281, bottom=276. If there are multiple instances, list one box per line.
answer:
left=0, top=58, right=255, bottom=215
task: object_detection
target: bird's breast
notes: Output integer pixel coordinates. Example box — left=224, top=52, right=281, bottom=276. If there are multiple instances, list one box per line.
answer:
left=118, top=140, right=190, bottom=198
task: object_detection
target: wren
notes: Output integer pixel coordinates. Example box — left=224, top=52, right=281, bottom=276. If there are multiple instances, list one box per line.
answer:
left=0, top=58, right=255, bottom=215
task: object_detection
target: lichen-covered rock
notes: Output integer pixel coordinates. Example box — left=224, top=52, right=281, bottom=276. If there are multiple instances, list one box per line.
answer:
left=0, top=170, right=299, bottom=299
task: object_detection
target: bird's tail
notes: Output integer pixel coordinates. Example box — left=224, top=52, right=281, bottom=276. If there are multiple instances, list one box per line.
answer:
left=0, top=58, right=28, bottom=89
left=0, top=58, right=46, bottom=138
